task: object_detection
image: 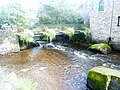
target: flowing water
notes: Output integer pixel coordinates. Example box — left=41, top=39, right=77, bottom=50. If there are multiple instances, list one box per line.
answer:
left=0, top=44, right=120, bottom=90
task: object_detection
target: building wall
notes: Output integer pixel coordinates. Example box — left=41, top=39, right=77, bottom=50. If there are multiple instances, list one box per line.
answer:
left=111, top=0, right=120, bottom=48
left=0, top=30, right=20, bottom=55
left=90, top=0, right=120, bottom=49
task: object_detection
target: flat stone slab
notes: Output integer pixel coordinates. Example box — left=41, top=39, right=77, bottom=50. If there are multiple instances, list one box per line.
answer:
left=87, top=66, right=120, bottom=90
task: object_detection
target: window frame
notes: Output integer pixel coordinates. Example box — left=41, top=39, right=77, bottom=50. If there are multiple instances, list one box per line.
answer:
left=98, top=0, right=104, bottom=12
left=117, top=16, right=120, bottom=27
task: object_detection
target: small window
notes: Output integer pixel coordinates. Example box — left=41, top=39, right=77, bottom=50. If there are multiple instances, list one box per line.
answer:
left=98, top=0, right=104, bottom=11
left=117, top=16, right=120, bottom=26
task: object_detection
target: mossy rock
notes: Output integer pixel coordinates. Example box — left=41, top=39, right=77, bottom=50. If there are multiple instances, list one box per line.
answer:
left=88, top=43, right=111, bottom=54
left=87, top=66, right=120, bottom=90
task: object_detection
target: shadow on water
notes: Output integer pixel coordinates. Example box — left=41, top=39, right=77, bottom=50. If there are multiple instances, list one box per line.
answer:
left=0, top=44, right=120, bottom=90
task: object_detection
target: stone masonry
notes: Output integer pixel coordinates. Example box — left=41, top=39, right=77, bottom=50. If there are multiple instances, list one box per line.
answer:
left=90, top=0, right=120, bottom=50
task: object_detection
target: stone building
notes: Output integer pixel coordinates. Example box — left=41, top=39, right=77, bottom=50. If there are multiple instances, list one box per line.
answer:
left=90, top=0, right=120, bottom=49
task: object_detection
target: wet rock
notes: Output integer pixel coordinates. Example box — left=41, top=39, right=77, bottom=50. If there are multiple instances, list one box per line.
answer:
left=73, top=30, right=86, bottom=43
left=43, top=43, right=55, bottom=49
left=55, top=32, right=69, bottom=43
left=88, top=43, right=111, bottom=54
left=108, top=75, right=120, bottom=90
left=87, top=66, right=120, bottom=90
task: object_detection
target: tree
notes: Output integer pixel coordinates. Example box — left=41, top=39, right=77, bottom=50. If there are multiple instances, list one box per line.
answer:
left=35, top=3, right=82, bottom=25
left=0, top=3, right=29, bottom=27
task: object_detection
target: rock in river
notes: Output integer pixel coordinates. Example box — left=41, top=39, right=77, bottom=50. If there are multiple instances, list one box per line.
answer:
left=87, top=66, right=120, bottom=90
left=43, top=43, right=55, bottom=49
left=88, top=43, right=111, bottom=54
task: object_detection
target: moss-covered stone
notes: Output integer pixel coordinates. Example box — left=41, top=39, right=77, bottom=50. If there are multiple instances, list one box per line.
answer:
left=87, top=70, right=108, bottom=90
left=87, top=66, right=120, bottom=90
left=88, top=43, right=111, bottom=54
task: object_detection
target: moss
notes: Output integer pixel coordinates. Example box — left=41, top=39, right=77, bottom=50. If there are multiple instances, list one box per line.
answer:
left=90, top=43, right=110, bottom=50
left=101, top=44, right=111, bottom=50
left=88, top=43, right=111, bottom=54
left=87, top=71, right=108, bottom=90
left=87, top=66, right=120, bottom=90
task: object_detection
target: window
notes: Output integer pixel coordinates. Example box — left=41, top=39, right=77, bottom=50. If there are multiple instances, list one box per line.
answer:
left=117, top=16, right=120, bottom=26
left=98, top=0, right=104, bottom=11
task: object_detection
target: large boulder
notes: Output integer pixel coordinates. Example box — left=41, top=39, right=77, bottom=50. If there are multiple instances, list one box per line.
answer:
left=88, top=43, right=111, bottom=54
left=87, top=66, right=120, bottom=90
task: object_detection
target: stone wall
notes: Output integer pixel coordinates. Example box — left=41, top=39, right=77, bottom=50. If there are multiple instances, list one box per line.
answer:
left=0, top=30, right=20, bottom=55
left=90, top=0, right=120, bottom=49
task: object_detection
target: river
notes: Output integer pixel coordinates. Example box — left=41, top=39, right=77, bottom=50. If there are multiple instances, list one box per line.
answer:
left=0, top=44, right=120, bottom=90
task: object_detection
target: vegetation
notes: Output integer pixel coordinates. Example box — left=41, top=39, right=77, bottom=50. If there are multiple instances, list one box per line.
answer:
left=15, top=28, right=34, bottom=47
left=80, top=27, right=91, bottom=43
left=34, top=3, right=82, bottom=27
left=0, top=3, right=30, bottom=27
left=62, top=27, right=75, bottom=41
left=40, top=27, right=56, bottom=42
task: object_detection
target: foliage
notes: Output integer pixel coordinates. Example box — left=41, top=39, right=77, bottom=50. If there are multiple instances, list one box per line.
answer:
left=80, top=27, right=92, bottom=43
left=62, top=27, right=75, bottom=41
left=41, top=27, right=56, bottom=42
left=0, top=3, right=29, bottom=27
left=35, top=4, right=82, bottom=26
left=80, top=27, right=90, bottom=36
left=15, top=28, right=34, bottom=46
